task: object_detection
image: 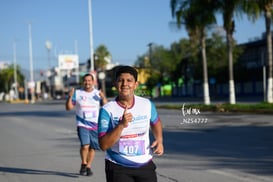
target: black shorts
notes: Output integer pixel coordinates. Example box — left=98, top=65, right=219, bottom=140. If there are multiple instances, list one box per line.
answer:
left=105, top=160, right=157, bottom=182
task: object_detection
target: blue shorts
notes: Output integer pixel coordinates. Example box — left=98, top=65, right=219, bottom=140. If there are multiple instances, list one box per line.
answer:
left=77, top=127, right=100, bottom=150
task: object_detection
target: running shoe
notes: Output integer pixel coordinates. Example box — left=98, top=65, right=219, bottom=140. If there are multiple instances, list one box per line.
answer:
left=79, top=164, right=87, bottom=175
left=86, top=168, right=93, bottom=176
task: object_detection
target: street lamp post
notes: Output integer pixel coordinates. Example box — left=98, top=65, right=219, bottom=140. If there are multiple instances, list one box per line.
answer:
left=147, top=42, right=153, bottom=68
left=98, top=71, right=106, bottom=96
left=13, top=41, right=18, bottom=100
left=88, top=0, right=94, bottom=72
left=28, top=23, right=35, bottom=103
left=75, top=40, right=80, bottom=84
left=45, top=40, right=52, bottom=99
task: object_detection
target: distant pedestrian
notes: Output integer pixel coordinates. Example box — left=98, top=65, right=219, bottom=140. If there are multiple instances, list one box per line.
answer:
left=98, top=66, right=164, bottom=182
left=65, top=73, right=107, bottom=176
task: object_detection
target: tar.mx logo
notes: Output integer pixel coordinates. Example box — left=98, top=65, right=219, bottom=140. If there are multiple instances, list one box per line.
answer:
left=181, top=103, right=208, bottom=124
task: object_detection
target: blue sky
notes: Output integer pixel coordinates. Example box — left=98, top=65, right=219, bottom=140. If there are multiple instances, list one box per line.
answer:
left=0, top=0, right=266, bottom=71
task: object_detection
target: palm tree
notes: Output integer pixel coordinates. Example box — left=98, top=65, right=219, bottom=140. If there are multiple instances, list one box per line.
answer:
left=170, top=0, right=217, bottom=105
left=242, top=0, right=273, bottom=103
left=94, top=44, right=111, bottom=71
left=94, top=44, right=111, bottom=96
left=214, top=0, right=243, bottom=104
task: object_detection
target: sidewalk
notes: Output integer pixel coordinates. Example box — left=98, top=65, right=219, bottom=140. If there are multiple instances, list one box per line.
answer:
left=151, top=95, right=264, bottom=105
left=6, top=95, right=265, bottom=106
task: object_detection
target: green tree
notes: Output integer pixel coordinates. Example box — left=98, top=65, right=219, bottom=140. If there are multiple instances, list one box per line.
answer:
left=94, top=44, right=111, bottom=71
left=170, top=0, right=217, bottom=105
left=0, top=65, right=25, bottom=93
left=169, top=38, right=192, bottom=87
left=134, top=44, right=177, bottom=96
left=206, top=32, right=243, bottom=84
left=242, top=0, right=273, bottom=103
left=206, top=32, right=228, bottom=81
left=150, top=45, right=175, bottom=84
left=134, top=55, right=150, bottom=69
left=93, top=44, right=111, bottom=96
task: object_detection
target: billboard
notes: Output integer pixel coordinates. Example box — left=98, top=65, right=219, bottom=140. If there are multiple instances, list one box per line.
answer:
left=58, top=54, right=79, bottom=70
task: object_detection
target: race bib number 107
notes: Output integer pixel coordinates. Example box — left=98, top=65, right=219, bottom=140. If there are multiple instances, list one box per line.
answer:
left=119, top=140, right=145, bottom=156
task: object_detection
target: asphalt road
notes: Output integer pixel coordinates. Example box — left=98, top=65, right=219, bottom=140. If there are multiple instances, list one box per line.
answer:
left=0, top=100, right=272, bottom=182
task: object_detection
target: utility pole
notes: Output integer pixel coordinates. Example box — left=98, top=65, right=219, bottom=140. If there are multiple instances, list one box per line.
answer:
left=148, top=42, right=153, bottom=66
left=28, top=23, right=35, bottom=103
left=75, top=40, right=79, bottom=84
left=88, top=0, right=94, bottom=72
left=13, top=40, right=18, bottom=100
left=45, top=40, right=52, bottom=99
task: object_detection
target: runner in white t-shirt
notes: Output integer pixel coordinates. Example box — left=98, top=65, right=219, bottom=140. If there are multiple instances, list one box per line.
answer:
left=66, top=73, right=107, bottom=176
left=98, top=66, right=164, bottom=182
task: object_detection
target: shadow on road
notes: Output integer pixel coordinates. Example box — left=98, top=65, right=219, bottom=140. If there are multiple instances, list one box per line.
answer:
left=0, top=167, right=79, bottom=178
left=162, top=125, right=273, bottom=176
left=0, top=110, right=74, bottom=118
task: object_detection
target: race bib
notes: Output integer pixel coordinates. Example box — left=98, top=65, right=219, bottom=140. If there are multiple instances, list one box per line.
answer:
left=119, top=140, right=145, bottom=156
left=83, top=110, right=97, bottom=119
